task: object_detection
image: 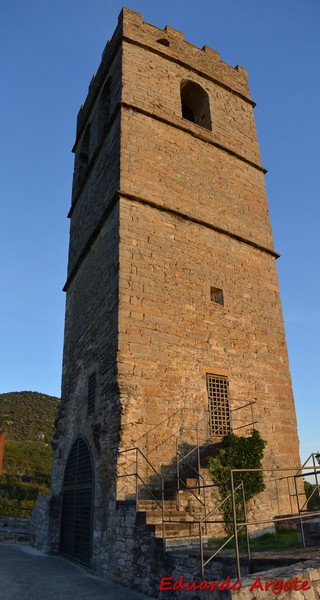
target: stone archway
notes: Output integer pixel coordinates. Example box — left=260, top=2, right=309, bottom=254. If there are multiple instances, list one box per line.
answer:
left=59, top=436, right=94, bottom=565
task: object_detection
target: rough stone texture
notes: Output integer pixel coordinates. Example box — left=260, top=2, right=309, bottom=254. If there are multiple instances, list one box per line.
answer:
left=116, top=9, right=301, bottom=513
left=0, top=516, right=31, bottom=529
left=31, top=494, right=50, bottom=550
left=231, top=561, right=320, bottom=600
left=101, top=502, right=173, bottom=597
left=298, top=519, right=320, bottom=547
left=44, top=7, right=303, bottom=597
left=31, top=494, right=63, bottom=553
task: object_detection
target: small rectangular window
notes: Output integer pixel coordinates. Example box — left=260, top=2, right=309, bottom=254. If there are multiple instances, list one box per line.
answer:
left=210, top=286, right=224, bottom=306
left=207, top=374, right=231, bottom=435
left=87, top=372, right=96, bottom=416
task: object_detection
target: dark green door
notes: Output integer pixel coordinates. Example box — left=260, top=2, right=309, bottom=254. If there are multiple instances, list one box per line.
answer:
left=60, top=437, right=93, bottom=565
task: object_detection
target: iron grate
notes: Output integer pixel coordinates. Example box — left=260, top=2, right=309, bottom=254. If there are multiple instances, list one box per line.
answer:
left=60, top=437, right=93, bottom=566
left=207, top=374, right=231, bottom=436
left=87, top=372, right=96, bottom=416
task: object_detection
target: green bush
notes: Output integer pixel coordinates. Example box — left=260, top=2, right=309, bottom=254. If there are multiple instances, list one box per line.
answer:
left=208, top=429, right=266, bottom=535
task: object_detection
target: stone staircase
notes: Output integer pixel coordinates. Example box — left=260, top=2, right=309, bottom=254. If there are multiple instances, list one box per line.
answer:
left=138, top=499, right=204, bottom=547
left=136, top=439, right=225, bottom=549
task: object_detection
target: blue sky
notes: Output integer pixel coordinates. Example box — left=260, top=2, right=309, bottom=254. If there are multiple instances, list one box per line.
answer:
left=1, top=0, right=319, bottom=462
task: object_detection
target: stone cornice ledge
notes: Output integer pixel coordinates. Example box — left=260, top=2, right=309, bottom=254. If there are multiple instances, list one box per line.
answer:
left=121, top=102, right=267, bottom=175
left=63, top=189, right=279, bottom=292
left=119, top=190, right=279, bottom=259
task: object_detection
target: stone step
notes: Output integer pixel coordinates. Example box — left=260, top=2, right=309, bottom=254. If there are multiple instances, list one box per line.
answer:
left=145, top=510, right=195, bottom=525
left=184, top=478, right=199, bottom=487
left=155, top=522, right=200, bottom=537
left=0, top=527, right=35, bottom=545
left=138, top=499, right=176, bottom=511
left=138, top=488, right=176, bottom=501
left=164, top=535, right=210, bottom=551
left=177, top=442, right=224, bottom=473
left=0, top=517, right=31, bottom=528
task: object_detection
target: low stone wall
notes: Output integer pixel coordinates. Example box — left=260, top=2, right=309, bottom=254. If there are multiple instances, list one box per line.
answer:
left=298, top=518, right=320, bottom=547
left=231, top=561, right=320, bottom=600
left=31, top=493, right=62, bottom=553
left=31, top=494, right=51, bottom=551
left=102, top=501, right=175, bottom=597
left=0, top=515, right=31, bottom=529
left=154, top=559, right=320, bottom=600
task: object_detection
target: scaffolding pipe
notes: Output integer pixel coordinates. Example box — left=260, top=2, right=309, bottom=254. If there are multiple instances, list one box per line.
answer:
left=231, top=471, right=241, bottom=581
left=241, top=481, right=251, bottom=569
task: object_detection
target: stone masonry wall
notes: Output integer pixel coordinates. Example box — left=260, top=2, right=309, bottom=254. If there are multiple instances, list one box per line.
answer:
left=101, top=502, right=171, bottom=597
left=115, top=8, right=301, bottom=523
left=51, top=206, right=121, bottom=568
left=117, top=195, right=300, bottom=510
left=121, top=43, right=263, bottom=177
left=31, top=494, right=50, bottom=551
left=47, top=7, right=303, bottom=592
left=120, top=17, right=272, bottom=252
left=230, top=562, right=320, bottom=600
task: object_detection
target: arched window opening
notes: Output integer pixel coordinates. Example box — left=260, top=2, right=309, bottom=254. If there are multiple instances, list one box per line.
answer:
left=182, top=103, right=195, bottom=123
left=157, top=38, right=170, bottom=47
left=180, top=80, right=212, bottom=131
left=77, top=125, right=90, bottom=182
left=87, top=371, right=96, bottom=416
left=60, top=437, right=94, bottom=566
left=98, top=77, right=111, bottom=139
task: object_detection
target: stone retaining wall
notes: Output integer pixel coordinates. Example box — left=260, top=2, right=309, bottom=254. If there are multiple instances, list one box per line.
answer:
left=298, top=519, right=320, bottom=547
left=31, top=494, right=51, bottom=551
left=0, top=515, right=31, bottom=529
left=231, top=561, right=320, bottom=600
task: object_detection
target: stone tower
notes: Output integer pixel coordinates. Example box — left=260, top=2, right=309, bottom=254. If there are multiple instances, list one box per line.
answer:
left=49, top=7, right=301, bottom=583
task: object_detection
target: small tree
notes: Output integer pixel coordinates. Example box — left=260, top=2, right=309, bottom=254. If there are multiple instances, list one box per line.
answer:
left=304, top=480, right=320, bottom=511
left=208, top=429, right=266, bottom=534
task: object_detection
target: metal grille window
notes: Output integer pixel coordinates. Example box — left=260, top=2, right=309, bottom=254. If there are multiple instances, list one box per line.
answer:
left=207, top=374, right=231, bottom=435
left=87, top=372, right=96, bottom=416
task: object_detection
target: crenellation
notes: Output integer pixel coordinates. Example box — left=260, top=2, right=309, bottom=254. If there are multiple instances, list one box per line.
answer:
left=121, top=8, right=250, bottom=98
left=202, top=45, right=221, bottom=61
left=75, top=18, right=123, bottom=138
left=164, top=25, right=184, bottom=41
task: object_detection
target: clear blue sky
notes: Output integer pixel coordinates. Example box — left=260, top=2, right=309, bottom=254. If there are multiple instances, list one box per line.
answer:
left=1, top=0, right=319, bottom=462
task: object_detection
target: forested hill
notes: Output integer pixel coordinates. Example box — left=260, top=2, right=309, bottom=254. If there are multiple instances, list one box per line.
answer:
left=0, top=391, right=59, bottom=442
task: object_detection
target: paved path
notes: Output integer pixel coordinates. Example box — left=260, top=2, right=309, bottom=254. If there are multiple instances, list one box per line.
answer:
left=0, top=544, right=156, bottom=599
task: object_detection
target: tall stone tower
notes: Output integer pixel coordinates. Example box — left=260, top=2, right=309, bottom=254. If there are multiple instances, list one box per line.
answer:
left=49, top=7, right=301, bottom=582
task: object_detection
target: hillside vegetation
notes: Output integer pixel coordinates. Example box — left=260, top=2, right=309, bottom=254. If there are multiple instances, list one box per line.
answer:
left=0, top=391, right=59, bottom=516
left=0, top=391, right=59, bottom=442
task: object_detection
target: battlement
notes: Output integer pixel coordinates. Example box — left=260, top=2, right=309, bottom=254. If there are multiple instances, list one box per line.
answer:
left=75, top=7, right=252, bottom=143
left=120, top=8, right=249, bottom=93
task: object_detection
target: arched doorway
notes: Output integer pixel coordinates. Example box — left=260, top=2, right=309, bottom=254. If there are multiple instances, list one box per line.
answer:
left=59, top=436, right=94, bottom=565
